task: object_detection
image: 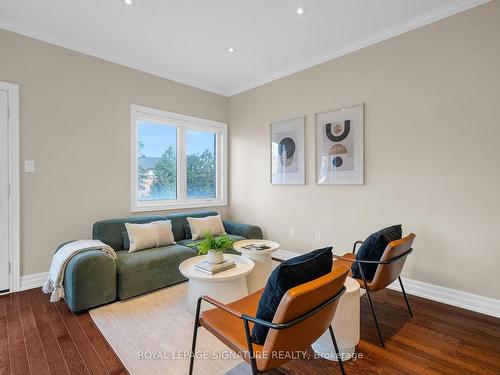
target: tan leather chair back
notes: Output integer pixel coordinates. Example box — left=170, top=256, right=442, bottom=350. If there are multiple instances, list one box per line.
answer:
left=257, top=266, right=349, bottom=371
left=369, top=233, right=416, bottom=291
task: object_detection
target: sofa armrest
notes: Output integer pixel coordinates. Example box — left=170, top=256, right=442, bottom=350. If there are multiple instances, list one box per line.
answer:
left=223, top=220, right=263, bottom=239
left=64, top=250, right=117, bottom=312
left=54, top=241, right=117, bottom=312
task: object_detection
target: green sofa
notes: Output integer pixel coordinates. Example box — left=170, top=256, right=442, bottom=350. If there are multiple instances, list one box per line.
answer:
left=59, top=211, right=263, bottom=312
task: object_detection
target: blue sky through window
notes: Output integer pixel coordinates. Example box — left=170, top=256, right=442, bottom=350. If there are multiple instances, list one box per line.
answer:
left=138, top=121, right=215, bottom=157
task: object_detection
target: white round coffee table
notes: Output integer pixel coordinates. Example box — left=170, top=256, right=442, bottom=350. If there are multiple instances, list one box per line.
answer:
left=311, top=276, right=360, bottom=361
left=179, top=254, right=255, bottom=313
left=233, top=240, right=280, bottom=293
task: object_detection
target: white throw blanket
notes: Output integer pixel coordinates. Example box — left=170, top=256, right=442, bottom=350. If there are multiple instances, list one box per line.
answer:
left=43, top=239, right=117, bottom=302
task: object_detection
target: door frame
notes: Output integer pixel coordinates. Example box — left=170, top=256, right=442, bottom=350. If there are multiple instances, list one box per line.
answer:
left=0, top=81, right=20, bottom=293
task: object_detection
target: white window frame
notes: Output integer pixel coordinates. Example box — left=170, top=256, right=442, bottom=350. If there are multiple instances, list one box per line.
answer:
left=130, top=104, right=228, bottom=212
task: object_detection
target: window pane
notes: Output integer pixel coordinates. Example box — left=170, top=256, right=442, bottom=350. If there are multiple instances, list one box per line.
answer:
left=186, top=129, right=216, bottom=199
left=137, top=121, right=177, bottom=201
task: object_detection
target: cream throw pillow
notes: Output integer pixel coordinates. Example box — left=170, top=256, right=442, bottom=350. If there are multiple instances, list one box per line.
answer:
left=125, top=220, right=176, bottom=253
left=187, top=215, right=226, bottom=240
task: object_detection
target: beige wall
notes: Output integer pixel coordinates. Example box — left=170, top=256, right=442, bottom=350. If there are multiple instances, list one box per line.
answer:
left=0, top=29, right=228, bottom=276
left=228, top=2, right=500, bottom=299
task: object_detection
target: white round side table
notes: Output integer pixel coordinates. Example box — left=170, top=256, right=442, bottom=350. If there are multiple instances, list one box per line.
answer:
left=233, top=240, right=280, bottom=293
left=178, top=254, right=255, bottom=313
left=311, top=276, right=360, bottom=361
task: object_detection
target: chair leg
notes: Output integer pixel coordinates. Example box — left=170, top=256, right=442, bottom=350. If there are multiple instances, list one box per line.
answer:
left=398, top=276, right=413, bottom=317
left=189, top=298, right=203, bottom=375
left=328, top=325, right=346, bottom=375
left=243, top=320, right=259, bottom=375
left=358, top=265, right=385, bottom=348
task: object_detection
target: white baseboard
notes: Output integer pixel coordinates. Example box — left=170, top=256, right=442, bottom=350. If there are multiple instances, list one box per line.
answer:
left=272, top=249, right=500, bottom=319
left=387, top=277, right=500, bottom=318
left=20, top=271, right=48, bottom=291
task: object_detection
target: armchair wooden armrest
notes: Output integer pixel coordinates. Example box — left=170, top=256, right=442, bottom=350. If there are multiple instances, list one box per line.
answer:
left=199, top=296, right=243, bottom=318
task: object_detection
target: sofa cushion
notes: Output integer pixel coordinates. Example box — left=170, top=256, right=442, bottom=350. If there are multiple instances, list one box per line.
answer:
left=251, top=247, right=333, bottom=344
left=116, top=244, right=197, bottom=275
left=117, top=261, right=190, bottom=300
left=165, top=211, right=220, bottom=242
left=351, top=225, right=402, bottom=280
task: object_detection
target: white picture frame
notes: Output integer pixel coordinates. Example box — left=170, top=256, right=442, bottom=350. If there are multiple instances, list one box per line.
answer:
left=316, top=104, right=364, bottom=185
left=271, top=116, right=305, bottom=185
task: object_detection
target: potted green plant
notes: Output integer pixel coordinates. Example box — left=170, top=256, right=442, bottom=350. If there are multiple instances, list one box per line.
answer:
left=193, top=231, right=234, bottom=264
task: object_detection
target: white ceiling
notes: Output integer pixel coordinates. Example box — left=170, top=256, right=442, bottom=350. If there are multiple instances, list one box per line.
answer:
left=0, top=0, right=488, bottom=96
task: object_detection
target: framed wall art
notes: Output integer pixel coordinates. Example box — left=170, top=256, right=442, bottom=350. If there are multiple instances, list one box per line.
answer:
left=316, top=104, right=364, bottom=185
left=271, top=116, right=305, bottom=185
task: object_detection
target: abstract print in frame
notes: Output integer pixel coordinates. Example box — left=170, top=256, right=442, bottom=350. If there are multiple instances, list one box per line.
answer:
left=316, top=104, right=364, bottom=185
left=271, top=117, right=305, bottom=185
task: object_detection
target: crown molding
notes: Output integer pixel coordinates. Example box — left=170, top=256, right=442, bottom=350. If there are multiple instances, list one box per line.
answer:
left=227, top=0, right=491, bottom=96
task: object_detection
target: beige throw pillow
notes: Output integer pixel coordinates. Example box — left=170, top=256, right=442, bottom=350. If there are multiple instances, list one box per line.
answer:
left=187, top=215, right=226, bottom=240
left=125, top=220, right=176, bottom=253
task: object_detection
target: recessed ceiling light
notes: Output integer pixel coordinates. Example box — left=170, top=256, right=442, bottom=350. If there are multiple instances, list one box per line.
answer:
left=227, top=47, right=235, bottom=53
left=296, top=7, right=305, bottom=15
left=123, top=0, right=134, bottom=5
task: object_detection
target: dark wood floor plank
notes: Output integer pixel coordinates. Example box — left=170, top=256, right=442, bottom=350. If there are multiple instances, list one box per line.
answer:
left=18, top=293, right=51, bottom=375
left=0, top=296, right=11, bottom=375
left=75, top=313, right=127, bottom=375
left=29, top=293, right=71, bottom=375
left=39, top=294, right=90, bottom=375
left=381, top=291, right=500, bottom=340
left=5, top=294, right=30, bottom=375
left=54, top=301, right=108, bottom=375
left=4, top=286, right=500, bottom=375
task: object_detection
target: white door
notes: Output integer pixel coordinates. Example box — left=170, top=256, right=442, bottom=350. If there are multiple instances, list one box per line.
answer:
left=0, top=90, right=9, bottom=292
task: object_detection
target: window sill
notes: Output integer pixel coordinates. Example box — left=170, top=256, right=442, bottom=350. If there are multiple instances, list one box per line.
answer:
left=131, top=199, right=227, bottom=213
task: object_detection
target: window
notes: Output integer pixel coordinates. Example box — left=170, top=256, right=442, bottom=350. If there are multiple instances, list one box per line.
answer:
left=131, top=105, right=227, bottom=211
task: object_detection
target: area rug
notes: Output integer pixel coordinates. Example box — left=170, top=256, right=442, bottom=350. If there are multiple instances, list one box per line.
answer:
left=90, top=283, right=249, bottom=375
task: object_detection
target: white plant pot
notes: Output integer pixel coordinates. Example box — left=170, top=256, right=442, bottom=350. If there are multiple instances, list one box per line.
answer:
left=207, top=250, right=224, bottom=264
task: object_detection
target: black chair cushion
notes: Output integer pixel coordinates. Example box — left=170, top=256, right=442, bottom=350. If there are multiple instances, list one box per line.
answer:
left=251, top=247, right=333, bottom=344
left=351, top=225, right=402, bottom=280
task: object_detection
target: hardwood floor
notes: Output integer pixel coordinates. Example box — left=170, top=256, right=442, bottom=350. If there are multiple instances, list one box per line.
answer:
left=1, top=287, right=499, bottom=375
left=0, top=289, right=127, bottom=375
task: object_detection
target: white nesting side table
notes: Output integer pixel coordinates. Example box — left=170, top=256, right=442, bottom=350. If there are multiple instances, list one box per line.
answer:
left=311, top=276, right=361, bottom=361
left=233, top=240, right=280, bottom=294
left=178, top=254, right=255, bottom=313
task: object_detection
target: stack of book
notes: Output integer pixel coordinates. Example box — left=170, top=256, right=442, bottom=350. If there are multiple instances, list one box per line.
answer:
left=195, top=259, right=236, bottom=275
left=241, top=243, right=271, bottom=251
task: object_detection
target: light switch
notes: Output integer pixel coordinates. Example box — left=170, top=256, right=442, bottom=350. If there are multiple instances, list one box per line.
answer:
left=24, top=160, right=35, bottom=172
